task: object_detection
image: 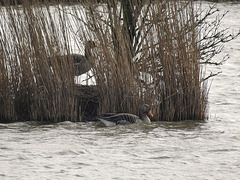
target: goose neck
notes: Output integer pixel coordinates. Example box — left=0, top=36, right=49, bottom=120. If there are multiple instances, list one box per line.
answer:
left=85, top=48, right=91, bottom=58
left=140, top=114, right=151, bottom=124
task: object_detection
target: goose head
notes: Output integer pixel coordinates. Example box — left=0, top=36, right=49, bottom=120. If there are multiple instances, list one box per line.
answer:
left=139, top=104, right=153, bottom=124
left=85, top=40, right=97, bottom=49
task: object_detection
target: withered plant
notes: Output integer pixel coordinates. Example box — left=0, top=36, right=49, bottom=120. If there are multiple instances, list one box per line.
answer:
left=72, top=0, right=206, bottom=121
left=0, top=0, right=77, bottom=122
left=1, top=0, right=238, bottom=122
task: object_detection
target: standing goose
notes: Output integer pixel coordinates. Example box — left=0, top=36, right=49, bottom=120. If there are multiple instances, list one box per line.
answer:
left=72, top=40, right=97, bottom=76
left=97, top=104, right=153, bottom=127
left=49, top=40, right=97, bottom=76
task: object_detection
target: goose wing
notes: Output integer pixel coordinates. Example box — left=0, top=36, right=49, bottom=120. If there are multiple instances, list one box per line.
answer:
left=72, top=55, right=91, bottom=75
left=97, top=113, right=140, bottom=126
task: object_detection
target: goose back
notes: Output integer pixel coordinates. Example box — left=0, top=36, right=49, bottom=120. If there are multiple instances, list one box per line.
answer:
left=97, top=113, right=141, bottom=126
left=96, top=104, right=152, bottom=126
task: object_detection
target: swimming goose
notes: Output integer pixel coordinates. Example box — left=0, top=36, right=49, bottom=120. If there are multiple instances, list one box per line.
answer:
left=97, top=104, right=153, bottom=126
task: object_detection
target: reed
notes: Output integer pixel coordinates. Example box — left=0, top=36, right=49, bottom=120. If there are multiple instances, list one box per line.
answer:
left=77, top=0, right=208, bottom=121
left=1, top=0, right=233, bottom=122
left=0, top=0, right=78, bottom=122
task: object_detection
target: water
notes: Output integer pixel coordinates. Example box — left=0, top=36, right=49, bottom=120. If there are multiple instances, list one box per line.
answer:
left=1, top=2, right=240, bottom=179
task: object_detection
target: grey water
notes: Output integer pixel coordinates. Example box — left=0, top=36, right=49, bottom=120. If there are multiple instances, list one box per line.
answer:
left=1, top=2, right=240, bottom=180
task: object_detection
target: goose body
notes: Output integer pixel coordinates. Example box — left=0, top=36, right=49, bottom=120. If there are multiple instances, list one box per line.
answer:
left=72, top=40, right=97, bottom=76
left=50, top=41, right=97, bottom=76
left=71, top=54, right=92, bottom=76
left=97, top=104, right=153, bottom=127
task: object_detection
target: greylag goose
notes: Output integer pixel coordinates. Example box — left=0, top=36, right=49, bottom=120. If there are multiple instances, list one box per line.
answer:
left=72, top=40, right=97, bottom=76
left=49, top=41, right=97, bottom=76
left=97, top=104, right=153, bottom=126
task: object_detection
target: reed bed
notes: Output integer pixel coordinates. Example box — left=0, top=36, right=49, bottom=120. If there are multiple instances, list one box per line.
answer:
left=76, top=0, right=208, bottom=121
left=1, top=0, right=224, bottom=122
left=0, top=0, right=78, bottom=122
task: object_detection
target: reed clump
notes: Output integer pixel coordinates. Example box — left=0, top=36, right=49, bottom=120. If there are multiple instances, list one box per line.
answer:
left=1, top=0, right=235, bottom=122
left=77, top=0, right=208, bottom=121
left=0, top=0, right=80, bottom=122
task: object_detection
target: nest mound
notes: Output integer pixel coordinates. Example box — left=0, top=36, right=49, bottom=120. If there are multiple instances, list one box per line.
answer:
left=74, top=85, right=100, bottom=121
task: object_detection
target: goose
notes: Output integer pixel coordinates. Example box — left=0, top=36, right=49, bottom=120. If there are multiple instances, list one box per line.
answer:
left=72, top=40, right=97, bottom=76
left=49, top=41, right=97, bottom=76
left=96, top=104, right=153, bottom=126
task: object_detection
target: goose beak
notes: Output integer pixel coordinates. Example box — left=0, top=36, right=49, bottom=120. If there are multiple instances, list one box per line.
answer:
left=148, top=110, right=153, bottom=117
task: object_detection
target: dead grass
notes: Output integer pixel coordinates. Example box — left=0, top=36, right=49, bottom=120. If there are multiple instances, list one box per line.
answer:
left=78, top=0, right=208, bottom=121
left=0, top=0, right=77, bottom=122
left=0, top=0, right=212, bottom=122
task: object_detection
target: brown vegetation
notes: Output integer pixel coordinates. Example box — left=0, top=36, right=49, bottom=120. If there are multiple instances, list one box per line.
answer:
left=80, top=0, right=207, bottom=121
left=0, top=0, right=77, bottom=122
left=1, top=0, right=238, bottom=122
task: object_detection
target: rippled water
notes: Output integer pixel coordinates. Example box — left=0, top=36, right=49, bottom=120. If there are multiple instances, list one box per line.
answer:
left=1, top=2, right=240, bottom=180
left=1, top=120, right=239, bottom=179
